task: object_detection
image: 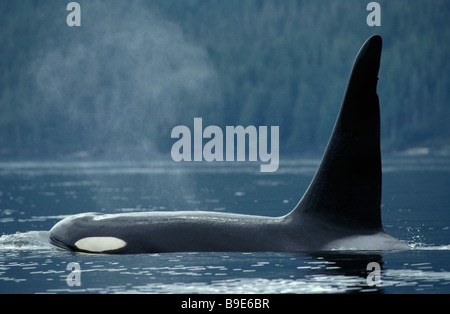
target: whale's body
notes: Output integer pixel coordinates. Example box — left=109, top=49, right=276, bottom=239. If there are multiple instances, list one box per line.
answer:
left=49, top=35, right=410, bottom=254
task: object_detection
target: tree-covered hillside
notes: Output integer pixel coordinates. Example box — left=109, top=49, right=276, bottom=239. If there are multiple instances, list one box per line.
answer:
left=1, top=0, right=449, bottom=158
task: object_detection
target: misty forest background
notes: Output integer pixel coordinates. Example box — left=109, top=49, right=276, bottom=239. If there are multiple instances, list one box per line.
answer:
left=1, top=0, right=449, bottom=159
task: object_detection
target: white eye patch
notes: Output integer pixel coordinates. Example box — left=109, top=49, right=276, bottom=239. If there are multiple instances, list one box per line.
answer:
left=75, top=237, right=127, bottom=253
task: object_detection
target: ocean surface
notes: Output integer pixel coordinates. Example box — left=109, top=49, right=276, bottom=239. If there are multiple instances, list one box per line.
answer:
left=0, top=156, right=449, bottom=294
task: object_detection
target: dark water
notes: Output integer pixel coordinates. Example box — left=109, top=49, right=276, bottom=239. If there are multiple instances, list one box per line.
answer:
left=0, top=157, right=449, bottom=294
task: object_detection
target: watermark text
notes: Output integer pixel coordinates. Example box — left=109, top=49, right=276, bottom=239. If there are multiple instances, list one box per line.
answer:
left=171, top=118, right=279, bottom=173
left=367, top=2, right=381, bottom=27
left=66, top=2, right=81, bottom=27
left=366, top=262, right=382, bottom=286
left=66, top=262, right=81, bottom=287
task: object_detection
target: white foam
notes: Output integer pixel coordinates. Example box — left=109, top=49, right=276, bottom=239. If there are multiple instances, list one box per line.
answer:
left=0, top=231, right=52, bottom=251
left=411, top=244, right=450, bottom=251
left=324, top=233, right=411, bottom=251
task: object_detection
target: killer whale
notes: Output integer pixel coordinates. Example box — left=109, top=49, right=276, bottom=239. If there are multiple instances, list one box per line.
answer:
left=49, top=35, right=410, bottom=254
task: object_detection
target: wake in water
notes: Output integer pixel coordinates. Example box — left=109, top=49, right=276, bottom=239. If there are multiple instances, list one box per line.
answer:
left=0, top=231, right=53, bottom=251
left=409, top=243, right=450, bottom=251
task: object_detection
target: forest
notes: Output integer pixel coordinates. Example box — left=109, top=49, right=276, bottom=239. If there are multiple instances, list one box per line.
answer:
left=0, top=0, right=449, bottom=159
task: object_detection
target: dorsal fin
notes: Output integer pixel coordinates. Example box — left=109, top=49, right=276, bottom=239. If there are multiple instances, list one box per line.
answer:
left=292, top=35, right=383, bottom=231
